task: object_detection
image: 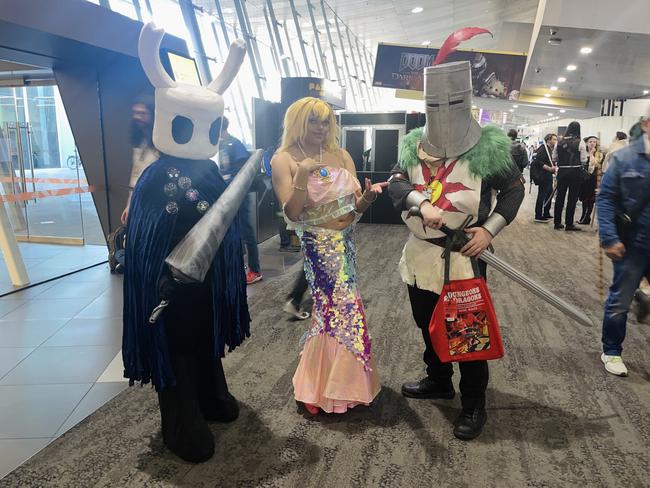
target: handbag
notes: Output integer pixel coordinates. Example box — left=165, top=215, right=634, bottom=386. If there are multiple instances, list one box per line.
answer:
left=428, top=238, right=504, bottom=363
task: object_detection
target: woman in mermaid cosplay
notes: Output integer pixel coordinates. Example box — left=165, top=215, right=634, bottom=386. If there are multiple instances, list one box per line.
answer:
left=272, top=97, right=385, bottom=414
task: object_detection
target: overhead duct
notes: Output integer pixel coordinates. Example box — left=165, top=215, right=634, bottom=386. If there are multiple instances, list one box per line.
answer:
left=0, top=69, right=55, bottom=86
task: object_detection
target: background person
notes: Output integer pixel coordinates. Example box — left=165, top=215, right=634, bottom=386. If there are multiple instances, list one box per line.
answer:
left=602, top=131, right=628, bottom=174
left=596, top=109, right=650, bottom=377
left=552, top=121, right=588, bottom=231
left=578, top=136, right=604, bottom=225
left=218, top=116, right=262, bottom=285
left=531, top=133, right=557, bottom=222
left=121, top=95, right=158, bottom=224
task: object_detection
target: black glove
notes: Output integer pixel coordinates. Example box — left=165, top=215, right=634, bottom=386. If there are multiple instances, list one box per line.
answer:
left=158, top=269, right=181, bottom=301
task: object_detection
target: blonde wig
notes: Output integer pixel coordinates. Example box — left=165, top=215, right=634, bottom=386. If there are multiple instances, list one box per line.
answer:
left=278, top=97, right=339, bottom=153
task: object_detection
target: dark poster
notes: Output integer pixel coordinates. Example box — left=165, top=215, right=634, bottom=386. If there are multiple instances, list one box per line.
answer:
left=373, top=43, right=526, bottom=101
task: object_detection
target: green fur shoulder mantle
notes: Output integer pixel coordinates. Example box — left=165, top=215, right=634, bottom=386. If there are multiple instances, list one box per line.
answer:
left=398, top=125, right=513, bottom=179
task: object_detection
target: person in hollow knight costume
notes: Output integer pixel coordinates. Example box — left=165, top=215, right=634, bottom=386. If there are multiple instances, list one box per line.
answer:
left=122, top=23, right=250, bottom=463
left=388, top=29, right=524, bottom=440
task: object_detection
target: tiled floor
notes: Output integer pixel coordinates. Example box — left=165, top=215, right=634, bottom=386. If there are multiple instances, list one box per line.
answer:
left=0, top=242, right=107, bottom=295
left=0, top=235, right=300, bottom=479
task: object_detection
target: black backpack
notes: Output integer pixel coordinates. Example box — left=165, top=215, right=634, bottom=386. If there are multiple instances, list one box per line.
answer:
left=107, top=225, right=127, bottom=273
left=529, top=152, right=544, bottom=185
left=556, top=137, right=580, bottom=167
left=511, top=142, right=529, bottom=172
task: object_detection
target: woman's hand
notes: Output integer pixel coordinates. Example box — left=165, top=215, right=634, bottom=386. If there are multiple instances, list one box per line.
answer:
left=362, top=178, right=388, bottom=201
left=460, top=227, right=493, bottom=257
left=121, top=207, right=129, bottom=225
left=296, top=157, right=326, bottom=175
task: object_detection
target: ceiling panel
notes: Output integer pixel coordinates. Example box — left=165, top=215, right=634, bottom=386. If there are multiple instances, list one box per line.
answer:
left=524, top=26, right=650, bottom=100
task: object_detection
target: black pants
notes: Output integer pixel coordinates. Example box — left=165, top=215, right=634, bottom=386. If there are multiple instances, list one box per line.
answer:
left=554, top=168, right=582, bottom=227
left=535, top=178, right=553, bottom=219
left=406, top=260, right=489, bottom=410
left=287, top=265, right=309, bottom=304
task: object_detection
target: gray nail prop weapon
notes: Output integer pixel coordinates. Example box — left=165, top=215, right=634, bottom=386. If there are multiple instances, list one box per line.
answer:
left=407, top=207, right=593, bottom=327
left=148, top=149, right=263, bottom=323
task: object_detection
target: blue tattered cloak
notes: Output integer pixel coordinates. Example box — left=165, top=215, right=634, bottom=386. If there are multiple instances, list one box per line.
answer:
left=122, top=154, right=250, bottom=391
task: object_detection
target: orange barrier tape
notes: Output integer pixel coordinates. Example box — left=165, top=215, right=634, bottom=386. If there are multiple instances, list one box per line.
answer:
left=0, top=185, right=96, bottom=203
left=0, top=176, right=88, bottom=185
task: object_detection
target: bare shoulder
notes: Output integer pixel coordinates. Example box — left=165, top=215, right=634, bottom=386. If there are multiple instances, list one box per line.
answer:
left=338, top=148, right=356, bottom=172
left=271, top=150, right=296, bottom=170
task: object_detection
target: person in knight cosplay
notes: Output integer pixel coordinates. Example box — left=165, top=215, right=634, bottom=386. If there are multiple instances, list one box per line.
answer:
left=122, top=23, right=250, bottom=463
left=388, top=29, right=524, bottom=440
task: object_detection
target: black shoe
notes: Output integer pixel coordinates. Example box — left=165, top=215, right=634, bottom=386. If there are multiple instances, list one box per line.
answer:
left=453, top=408, right=487, bottom=440
left=577, top=218, right=591, bottom=225
left=554, top=224, right=564, bottom=230
left=534, top=217, right=550, bottom=223
left=565, top=225, right=582, bottom=231
left=198, top=358, right=240, bottom=423
left=200, top=392, right=239, bottom=423
left=635, top=290, right=650, bottom=322
left=401, top=377, right=455, bottom=399
left=542, top=214, right=553, bottom=219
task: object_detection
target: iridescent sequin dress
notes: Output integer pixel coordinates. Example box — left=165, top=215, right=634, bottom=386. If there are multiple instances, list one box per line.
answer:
left=288, top=165, right=380, bottom=413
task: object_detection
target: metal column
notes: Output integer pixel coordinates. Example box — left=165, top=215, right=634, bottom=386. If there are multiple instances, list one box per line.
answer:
left=264, top=0, right=292, bottom=77
left=179, top=0, right=213, bottom=83
left=333, top=11, right=359, bottom=108
left=233, top=0, right=265, bottom=99
left=288, top=0, right=312, bottom=75
left=320, top=1, right=343, bottom=85
left=307, top=0, right=329, bottom=79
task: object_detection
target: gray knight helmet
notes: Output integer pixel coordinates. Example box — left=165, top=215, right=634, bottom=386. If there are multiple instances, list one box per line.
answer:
left=420, top=28, right=491, bottom=159
left=138, top=22, right=246, bottom=160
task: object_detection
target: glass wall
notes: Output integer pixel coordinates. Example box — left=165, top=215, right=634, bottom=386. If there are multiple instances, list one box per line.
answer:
left=88, top=0, right=382, bottom=143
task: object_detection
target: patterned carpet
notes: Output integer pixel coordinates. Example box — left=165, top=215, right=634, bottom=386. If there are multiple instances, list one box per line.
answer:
left=3, top=192, right=650, bottom=488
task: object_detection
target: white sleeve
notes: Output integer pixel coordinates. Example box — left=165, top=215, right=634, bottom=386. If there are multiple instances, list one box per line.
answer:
left=579, top=140, right=588, bottom=163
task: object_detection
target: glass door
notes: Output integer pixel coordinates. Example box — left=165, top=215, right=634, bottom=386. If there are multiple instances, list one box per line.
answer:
left=0, top=82, right=106, bottom=292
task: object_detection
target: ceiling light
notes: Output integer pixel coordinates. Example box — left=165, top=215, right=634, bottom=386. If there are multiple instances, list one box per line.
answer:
left=566, top=64, right=577, bottom=71
left=547, top=113, right=553, bottom=116
left=644, top=90, right=650, bottom=95
left=411, top=6, right=423, bottom=13
left=513, top=105, right=518, bottom=108
left=560, top=109, right=566, bottom=113
left=509, top=109, right=514, bottom=112
left=580, top=46, right=592, bottom=54
left=544, top=93, right=551, bottom=98
left=421, top=41, right=430, bottom=46
left=550, top=86, right=558, bottom=91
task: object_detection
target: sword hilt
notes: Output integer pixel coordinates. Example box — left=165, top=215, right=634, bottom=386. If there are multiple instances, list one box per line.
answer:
left=148, top=299, right=169, bottom=324
left=407, top=206, right=471, bottom=243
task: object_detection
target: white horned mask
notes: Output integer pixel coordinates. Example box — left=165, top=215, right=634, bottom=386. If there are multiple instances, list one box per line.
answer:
left=138, top=22, right=246, bottom=160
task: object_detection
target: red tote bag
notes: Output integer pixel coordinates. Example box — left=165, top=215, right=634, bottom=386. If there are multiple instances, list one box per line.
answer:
left=428, top=247, right=504, bottom=363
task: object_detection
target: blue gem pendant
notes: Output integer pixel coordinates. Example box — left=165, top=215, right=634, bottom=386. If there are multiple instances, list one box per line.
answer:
left=318, top=167, right=331, bottom=182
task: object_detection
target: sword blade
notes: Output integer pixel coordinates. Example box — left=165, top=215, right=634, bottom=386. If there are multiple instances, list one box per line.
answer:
left=165, top=149, right=263, bottom=283
left=478, top=249, right=593, bottom=327
left=405, top=209, right=594, bottom=327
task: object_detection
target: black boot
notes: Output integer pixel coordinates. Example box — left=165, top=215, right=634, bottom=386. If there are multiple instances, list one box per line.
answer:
left=635, top=290, right=650, bottom=323
left=158, top=355, right=215, bottom=463
left=453, top=408, right=487, bottom=440
left=197, top=357, right=239, bottom=423
left=401, top=377, right=455, bottom=399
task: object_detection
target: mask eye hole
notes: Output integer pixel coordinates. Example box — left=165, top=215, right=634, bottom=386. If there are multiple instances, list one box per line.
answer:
left=172, top=116, right=194, bottom=144
left=209, top=117, right=222, bottom=146
left=427, top=103, right=440, bottom=108
left=449, top=99, right=464, bottom=106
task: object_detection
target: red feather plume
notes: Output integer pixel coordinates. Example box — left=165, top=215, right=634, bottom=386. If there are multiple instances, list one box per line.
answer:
left=433, top=27, right=493, bottom=65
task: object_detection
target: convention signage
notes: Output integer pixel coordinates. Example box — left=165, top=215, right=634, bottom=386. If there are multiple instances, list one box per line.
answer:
left=372, top=43, right=527, bottom=101
left=281, top=77, right=346, bottom=109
